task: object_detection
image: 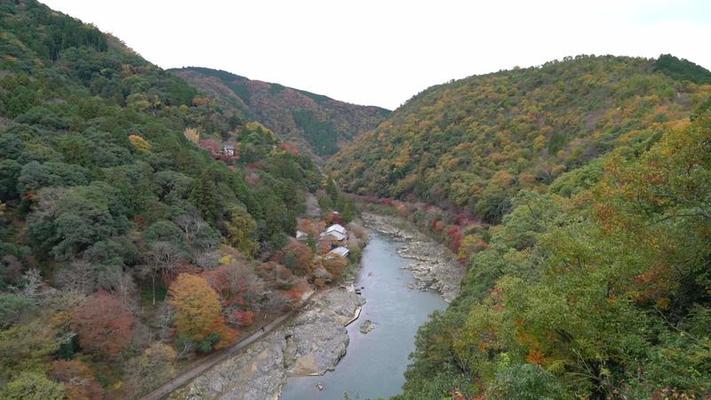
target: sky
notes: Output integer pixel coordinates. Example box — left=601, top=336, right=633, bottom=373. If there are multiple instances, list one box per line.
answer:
left=42, top=0, right=711, bottom=110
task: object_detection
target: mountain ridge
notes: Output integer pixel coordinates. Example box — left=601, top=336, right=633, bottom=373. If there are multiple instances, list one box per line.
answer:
left=170, top=66, right=390, bottom=161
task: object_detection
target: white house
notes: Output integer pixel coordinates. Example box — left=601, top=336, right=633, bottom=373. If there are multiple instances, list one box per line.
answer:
left=295, top=230, right=308, bottom=241
left=222, top=144, right=236, bottom=157
left=319, top=230, right=347, bottom=242
left=326, top=224, right=347, bottom=236
left=328, top=246, right=350, bottom=257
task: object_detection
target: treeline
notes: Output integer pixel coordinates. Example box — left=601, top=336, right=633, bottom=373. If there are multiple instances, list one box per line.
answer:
left=171, top=66, right=390, bottom=158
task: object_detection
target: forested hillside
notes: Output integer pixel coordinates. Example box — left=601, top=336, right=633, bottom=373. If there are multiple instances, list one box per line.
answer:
left=329, top=55, right=711, bottom=223
left=171, top=67, right=390, bottom=159
left=0, top=1, right=331, bottom=398
left=329, top=56, right=711, bottom=398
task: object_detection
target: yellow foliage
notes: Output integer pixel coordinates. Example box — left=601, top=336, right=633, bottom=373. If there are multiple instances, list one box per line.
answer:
left=183, top=127, right=200, bottom=144
left=128, top=134, right=151, bottom=152
left=169, top=274, right=232, bottom=345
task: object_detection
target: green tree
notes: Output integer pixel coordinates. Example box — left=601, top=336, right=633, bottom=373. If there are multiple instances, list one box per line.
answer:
left=1, top=371, right=65, bottom=400
left=189, top=169, right=220, bottom=224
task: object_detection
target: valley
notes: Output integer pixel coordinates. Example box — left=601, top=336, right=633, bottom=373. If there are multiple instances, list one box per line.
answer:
left=0, top=1, right=710, bottom=400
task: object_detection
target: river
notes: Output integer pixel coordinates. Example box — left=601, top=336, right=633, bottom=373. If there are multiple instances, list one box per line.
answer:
left=281, top=231, right=448, bottom=400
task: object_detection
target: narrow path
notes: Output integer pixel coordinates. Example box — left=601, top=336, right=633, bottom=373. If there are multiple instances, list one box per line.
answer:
left=140, top=292, right=318, bottom=400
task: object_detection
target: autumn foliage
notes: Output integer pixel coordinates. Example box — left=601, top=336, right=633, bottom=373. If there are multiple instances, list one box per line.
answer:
left=51, top=359, right=104, bottom=400
left=322, top=255, right=348, bottom=277
left=71, top=292, right=134, bottom=357
left=169, top=274, right=237, bottom=350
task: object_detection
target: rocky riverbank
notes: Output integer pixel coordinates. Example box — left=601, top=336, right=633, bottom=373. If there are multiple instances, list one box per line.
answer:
left=361, top=213, right=463, bottom=303
left=170, top=212, right=461, bottom=399
left=170, top=288, right=364, bottom=400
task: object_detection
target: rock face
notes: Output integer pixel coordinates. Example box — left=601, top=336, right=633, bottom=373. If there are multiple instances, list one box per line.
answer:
left=362, top=212, right=463, bottom=303
left=173, top=288, right=363, bottom=399
left=179, top=330, right=287, bottom=400
left=284, top=289, right=364, bottom=376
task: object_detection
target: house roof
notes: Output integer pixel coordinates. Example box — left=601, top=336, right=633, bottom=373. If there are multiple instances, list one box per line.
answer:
left=328, top=246, right=350, bottom=257
left=320, top=231, right=346, bottom=241
left=296, top=230, right=308, bottom=240
left=326, top=224, right=347, bottom=235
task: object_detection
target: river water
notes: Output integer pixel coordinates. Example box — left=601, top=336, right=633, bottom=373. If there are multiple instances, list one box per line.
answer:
left=281, top=231, right=447, bottom=400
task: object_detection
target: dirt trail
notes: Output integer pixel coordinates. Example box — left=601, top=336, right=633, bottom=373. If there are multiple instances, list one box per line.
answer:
left=139, top=293, right=314, bottom=400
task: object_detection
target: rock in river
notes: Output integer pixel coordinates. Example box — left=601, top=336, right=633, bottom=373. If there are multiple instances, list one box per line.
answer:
left=359, top=320, right=375, bottom=334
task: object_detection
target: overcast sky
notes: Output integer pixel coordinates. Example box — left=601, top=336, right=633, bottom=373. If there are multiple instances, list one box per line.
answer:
left=43, top=0, right=711, bottom=110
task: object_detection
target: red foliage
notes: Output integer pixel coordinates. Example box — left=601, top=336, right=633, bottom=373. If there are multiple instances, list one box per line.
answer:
left=202, top=263, right=262, bottom=307
left=71, top=292, right=134, bottom=357
left=280, top=142, right=300, bottom=155
left=284, top=278, right=311, bottom=303
left=198, top=139, right=221, bottom=156
left=232, top=310, right=255, bottom=327
left=446, top=225, right=464, bottom=253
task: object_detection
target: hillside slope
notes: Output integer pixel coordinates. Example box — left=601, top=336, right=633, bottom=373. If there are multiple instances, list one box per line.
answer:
left=327, top=56, right=711, bottom=399
left=328, top=55, right=711, bottom=223
left=170, top=67, right=390, bottom=159
left=0, top=1, right=329, bottom=398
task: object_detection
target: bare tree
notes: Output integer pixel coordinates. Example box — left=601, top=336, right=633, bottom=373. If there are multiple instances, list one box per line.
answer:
left=140, top=241, right=183, bottom=305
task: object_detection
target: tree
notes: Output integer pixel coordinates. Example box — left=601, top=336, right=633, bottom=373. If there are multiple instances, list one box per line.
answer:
left=223, top=206, right=258, bottom=257
left=174, top=213, right=219, bottom=250
left=141, top=241, right=184, bottom=305
left=125, top=343, right=177, bottom=397
left=0, top=371, right=65, bottom=400
left=202, top=263, right=264, bottom=308
left=169, top=273, right=236, bottom=351
left=189, top=169, right=220, bottom=223
left=279, top=239, right=314, bottom=275
left=51, top=359, right=104, bottom=400
left=71, top=292, right=134, bottom=357
left=0, top=317, right=60, bottom=380
left=322, top=255, right=348, bottom=278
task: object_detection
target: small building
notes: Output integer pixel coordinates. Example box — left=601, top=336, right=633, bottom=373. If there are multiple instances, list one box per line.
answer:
left=326, top=224, right=346, bottom=235
left=328, top=246, right=350, bottom=258
left=320, top=230, right=346, bottom=242
left=223, top=144, right=236, bottom=157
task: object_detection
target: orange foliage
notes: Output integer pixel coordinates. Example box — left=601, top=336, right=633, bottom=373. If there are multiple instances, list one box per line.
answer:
left=169, top=273, right=237, bottom=348
left=526, top=349, right=546, bottom=365
left=280, top=142, right=300, bottom=155
left=322, top=255, right=348, bottom=277
left=284, top=278, right=311, bottom=303
left=279, top=239, right=314, bottom=274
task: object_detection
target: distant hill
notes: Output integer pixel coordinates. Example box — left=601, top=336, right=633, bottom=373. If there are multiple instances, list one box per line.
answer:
left=328, top=54, right=711, bottom=223
left=170, top=67, right=390, bottom=160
